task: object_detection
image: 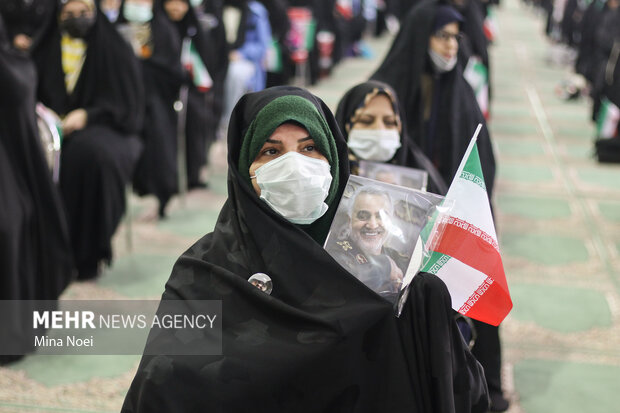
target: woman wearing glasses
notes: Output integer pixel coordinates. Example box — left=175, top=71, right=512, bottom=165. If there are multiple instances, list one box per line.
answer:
left=371, top=1, right=496, bottom=200
left=372, top=2, right=507, bottom=411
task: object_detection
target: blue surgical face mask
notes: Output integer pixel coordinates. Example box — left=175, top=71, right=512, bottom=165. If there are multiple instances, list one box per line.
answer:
left=103, top=8, right=120, bottom=23
left=123, top=2, right=153, bottom=23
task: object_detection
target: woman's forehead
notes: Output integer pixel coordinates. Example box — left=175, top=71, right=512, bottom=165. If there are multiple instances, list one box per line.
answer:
left=62, top=1, right=94, bottom=13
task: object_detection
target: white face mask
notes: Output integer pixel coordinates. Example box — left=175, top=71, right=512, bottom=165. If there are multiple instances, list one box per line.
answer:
left=429, top=49, right=458, bottom=73
left=251, top=152, right=333, bottom=225
left=347, top=129, right=402, bottom=162
left=123, top=2, right=153, bottom=23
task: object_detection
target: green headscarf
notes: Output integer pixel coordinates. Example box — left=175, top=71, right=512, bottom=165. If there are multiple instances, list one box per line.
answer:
left=238, top=95, right=340, bottom=207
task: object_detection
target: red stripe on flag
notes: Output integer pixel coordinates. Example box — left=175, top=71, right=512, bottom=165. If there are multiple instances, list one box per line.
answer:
left=435, top=222, right=512, bottom=325
left=464, top=283, right=511, bottom=326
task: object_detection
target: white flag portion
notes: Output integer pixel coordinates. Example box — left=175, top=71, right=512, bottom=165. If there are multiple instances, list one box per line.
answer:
left=421, top=124, right=512, bottom=326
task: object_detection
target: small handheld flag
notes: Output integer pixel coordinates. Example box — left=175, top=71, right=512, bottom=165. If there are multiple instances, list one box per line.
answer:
left=422, top=124, right=512, bottom=326
left=181, top=38, right=213, bottom=93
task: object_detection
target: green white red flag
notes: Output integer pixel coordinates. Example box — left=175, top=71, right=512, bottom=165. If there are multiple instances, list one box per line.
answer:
left=596, top=97, right=620, bottom=139
left=464, top=56, right=490, bottom=120
left=181, top=38, right=212, bottom=93
left=421, top=124, right=512, bottom=326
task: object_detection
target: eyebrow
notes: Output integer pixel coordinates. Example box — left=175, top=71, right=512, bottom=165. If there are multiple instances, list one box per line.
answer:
left=264, top=136, right=312, bottom=144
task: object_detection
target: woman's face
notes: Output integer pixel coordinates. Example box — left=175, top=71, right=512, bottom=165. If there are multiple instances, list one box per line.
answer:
left=249, top=123, right=327, bottom=196
left=164, top=0, right=189, bottom=21
left=429, top=22, right=460, bottom=61
left=350, top=94, right=400, bottom=134
left=101, top=0, right=121, bottom=11
left=60, top=1, right=94, bottom=22
left=125, top=0, right=153, bottom=8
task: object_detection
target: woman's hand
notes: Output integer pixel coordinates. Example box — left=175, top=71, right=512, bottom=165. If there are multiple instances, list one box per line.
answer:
left=13, top=34, right=32, bottom=51
left=388, top=256, right=404, bottom=292
left=62, top=109, right=88, bottom=136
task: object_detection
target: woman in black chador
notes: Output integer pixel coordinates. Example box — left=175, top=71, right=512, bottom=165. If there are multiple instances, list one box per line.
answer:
left=371, top=1, right=495, bottom=198
left=0, top=0, right=56, bottom=52
left=31, top=0, right=144, bottom=280
left=116, top=0, right=184, bottom=218
left=162, top=0, right=226, bottom=188
left=335, top=80, right=448, bottom=194
left=1, top=14, right=73, bottom=363
left=121, top=86, right=488, bottom=413
left=0, top=15, right=73, bottom=314
left=372, top=2, right=506, bottom=411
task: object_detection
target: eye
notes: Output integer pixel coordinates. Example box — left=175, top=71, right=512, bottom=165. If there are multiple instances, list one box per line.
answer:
left=262, top=147, right=278, bottom=156
left=355, top=117, right=373, bottom=126
left=303, top=144, right=315, bottom=152
left=356, top=210, right=371, bottom=221
left=384, top=118, right=398, bottom=127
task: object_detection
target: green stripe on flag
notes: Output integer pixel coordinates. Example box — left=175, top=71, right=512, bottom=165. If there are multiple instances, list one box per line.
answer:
left=421, top=251, right=452, bottom=274
left=460, top=144, right=486, bottom=191
left=190, top=41, right=211, bottom=89
left=596, top=99, right=610, bottom=137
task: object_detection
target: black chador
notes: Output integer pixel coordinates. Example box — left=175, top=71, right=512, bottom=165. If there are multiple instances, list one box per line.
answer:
left=371, top=0, right=496, bottom=198
left=0, top=16, right=73, bottom=362
left=0, top=16, right=73, bottom=301
left=121, top=86, right=488, bottom=413
left=164, top=0, right=225, bottom=189
left=335, top=80, right=448, bottom=194
left=0, top=0, right=56, bottom=51
left=32, top=2, right=144, bottom=280
left=117, top=0, right=184, bottom=217
left=453, top=0, right=492, bottom=100
left=194, top=0, right=229, bottom=127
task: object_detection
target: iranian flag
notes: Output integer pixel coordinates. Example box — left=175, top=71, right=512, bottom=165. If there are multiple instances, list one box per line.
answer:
left=464, top=56, right=490, bottom=120
left=421, top=124, right=512, bottom=326
left=596, top=98, right=620, bottom=139
left=483, top=8, right=498, bottom=42
left=181, top=38, right=213, bottom=93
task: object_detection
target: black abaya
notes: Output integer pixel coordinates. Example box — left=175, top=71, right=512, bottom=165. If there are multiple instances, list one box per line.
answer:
left=0, top=0, right=56, bottom=50
left=165, top=0, right=225, bottom=187
left=0, top=16, right=73, bottom=361
left=32, top=5, right=144, bottom=279
left=117, top=0, right=184, bottom=216
left=371, top=4, right=502, bottom=406
left=121, top=86, right=488, bottom=413
left=371, top=0, right=496, bottom=198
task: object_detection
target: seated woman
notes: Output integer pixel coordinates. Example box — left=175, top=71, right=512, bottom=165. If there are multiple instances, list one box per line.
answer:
left=372, top=3, right=503, bottom=409
left=0, top=0, right=56, bottom=52
left=371, top=1, right=496, bottom=198
left=121, top=86, right=489, bottom=413
left=32, top=0, right=144, bottom=279
left=335, top=80, right=448, bottom=194
left=0, top=14, right=73, bottom=363
left=116, top=0, right=184, bottom=218
left=162, top=0, right=225, bottom=189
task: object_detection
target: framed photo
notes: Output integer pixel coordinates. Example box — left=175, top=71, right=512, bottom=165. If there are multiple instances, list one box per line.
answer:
left=357, top=160, right=429, bottom=191
left=324, top=175, right=444, bottom=303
